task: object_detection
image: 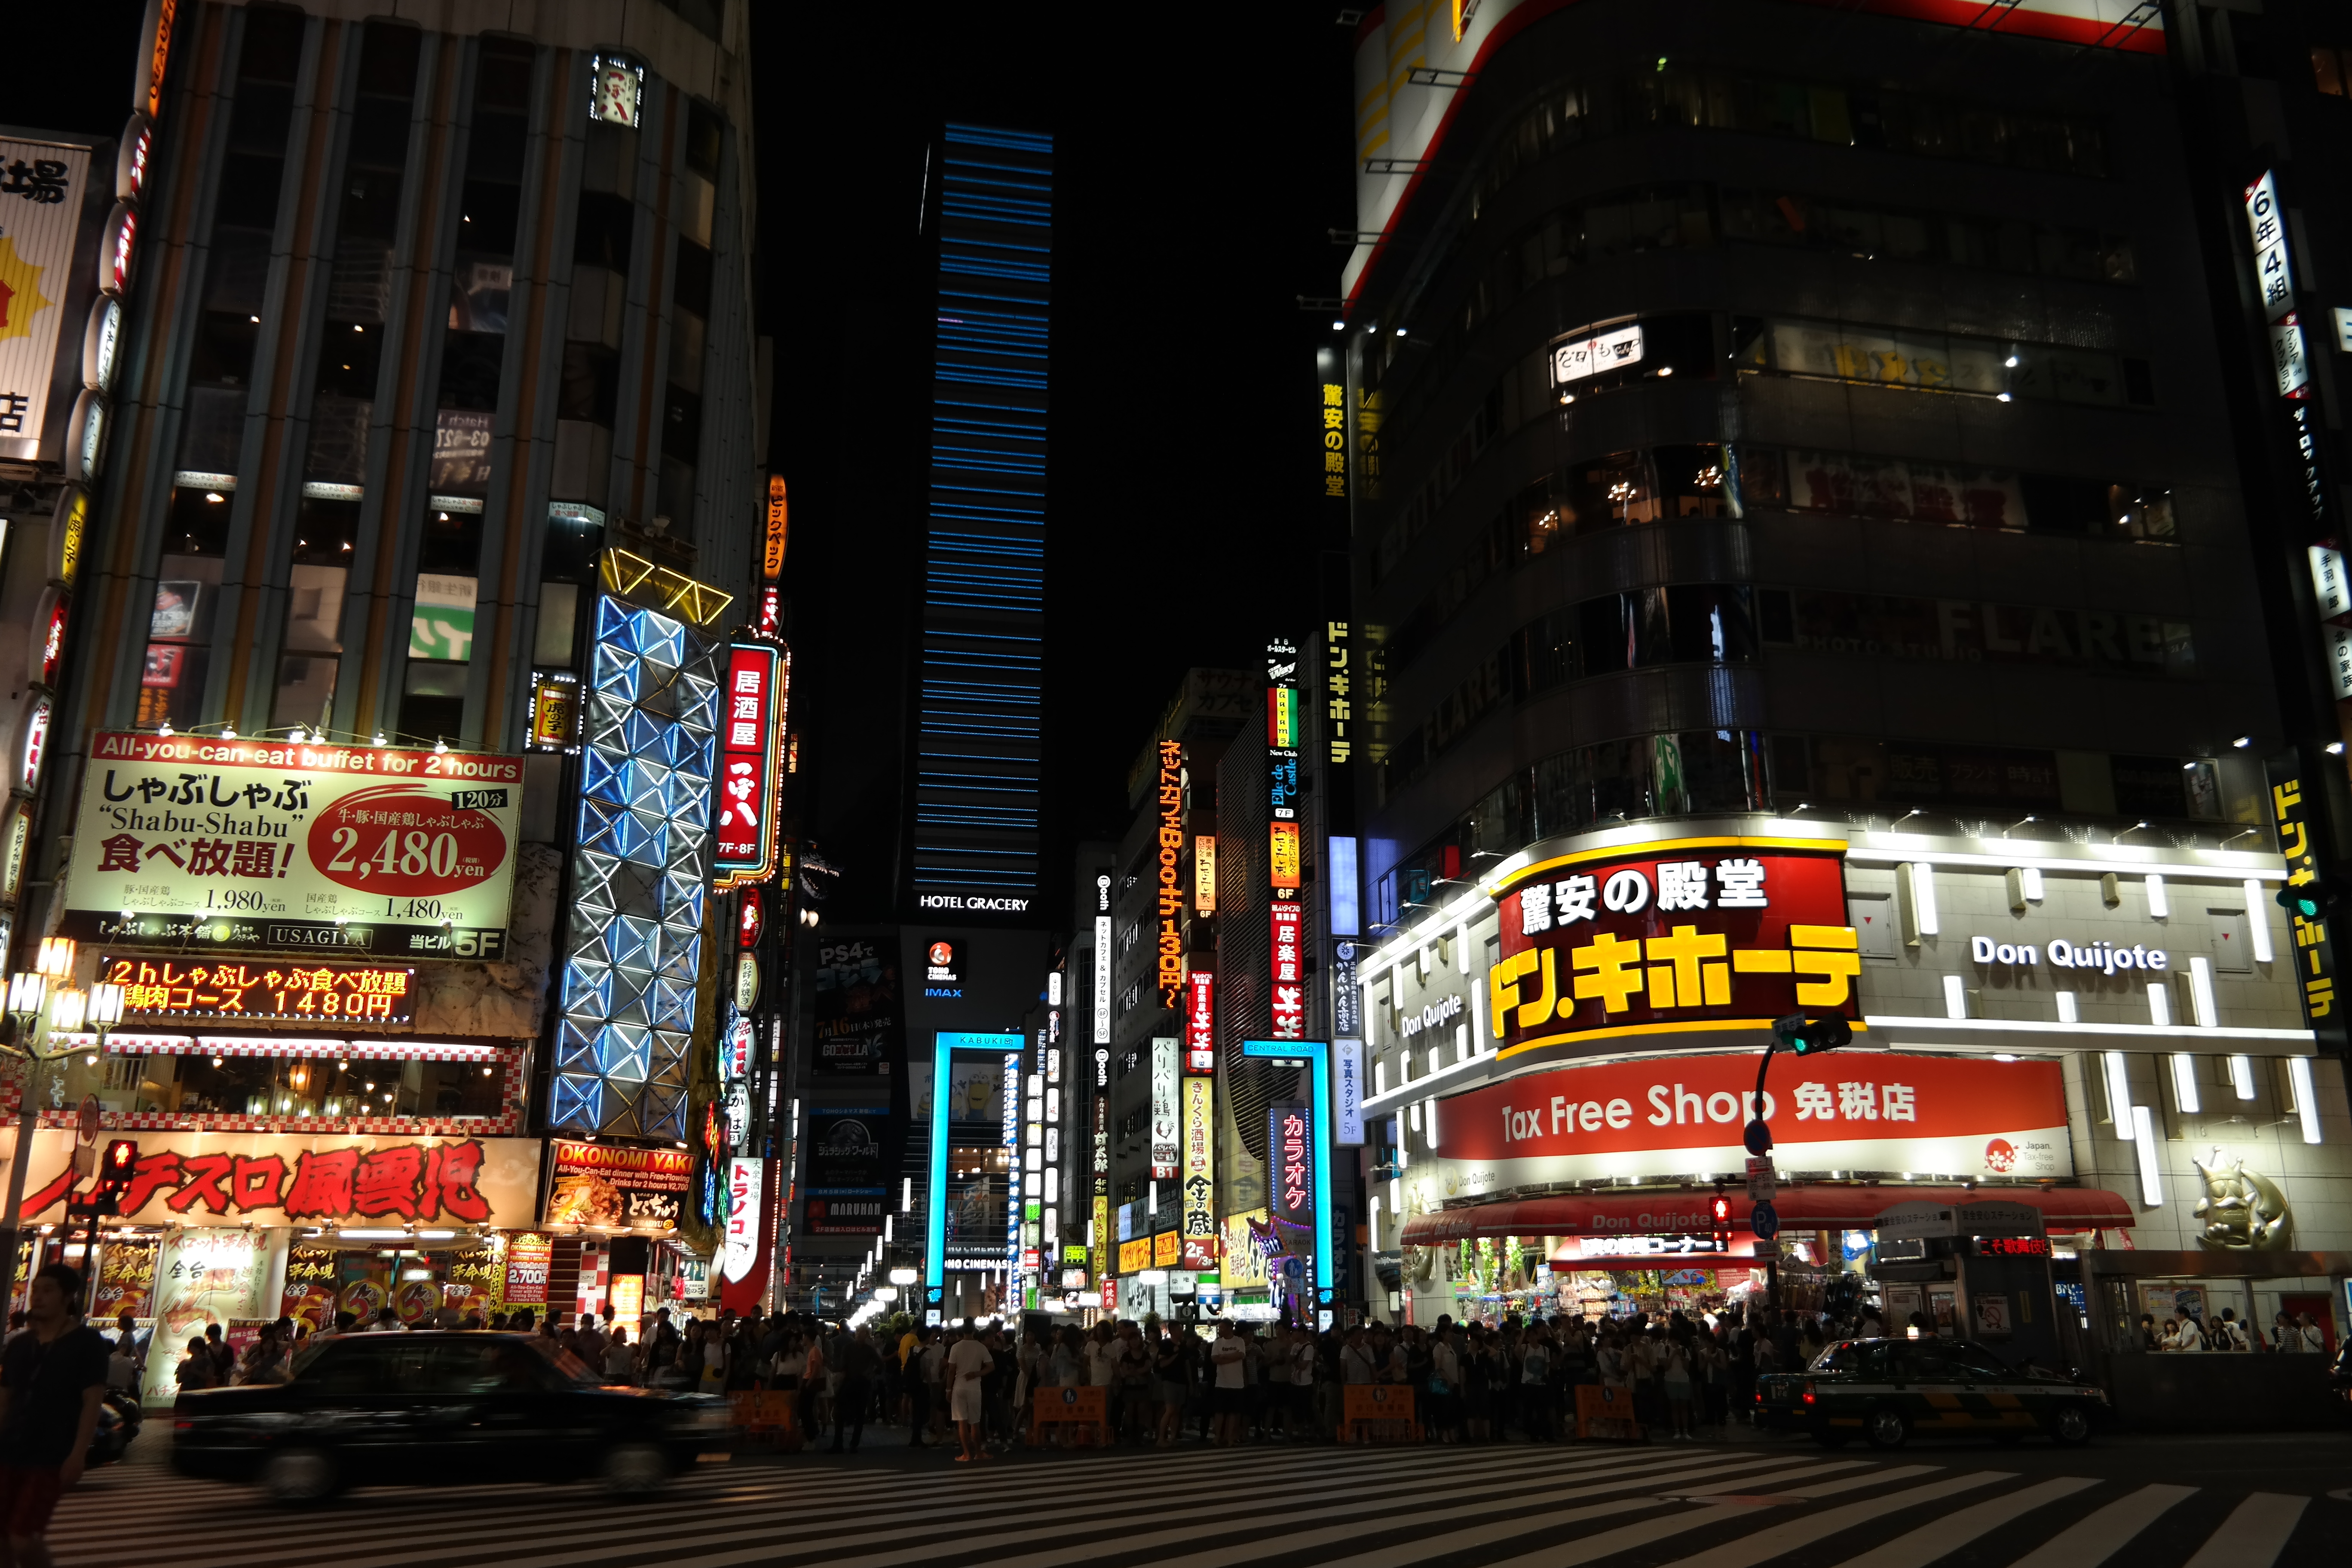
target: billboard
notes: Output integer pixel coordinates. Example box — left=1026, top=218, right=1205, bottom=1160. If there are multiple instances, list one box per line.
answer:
left=64, top=732, right=522, bottom=958
left=713, top=639, right=787, bottom=888
left=0, top=137, right=91, bottom=465
left=1149, top=1037, right=1178, bottom=1179
left=805, top=1108, right=888, bottom=1234
left=812, top=935, right=900, bottom=1075
left=1430, top=1052, right=2071, bottom=1198
left=1489, top=838, right=1855, bottom=1053
left=1180, top=1075, right=1216, bottom=1271
left=0, top=1130, right=540, bottom=1228
left=545, top=1139, right=691, bottom=1228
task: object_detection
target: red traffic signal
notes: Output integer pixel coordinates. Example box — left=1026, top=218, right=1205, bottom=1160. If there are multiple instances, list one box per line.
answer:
left=92, top=1139, right=140, bottom=1211
left=1710, top=1192, right=1732, bottom=1228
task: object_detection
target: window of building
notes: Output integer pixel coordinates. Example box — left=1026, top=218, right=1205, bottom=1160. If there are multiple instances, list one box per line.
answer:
left=1733, top=314, right=2153, bottom=409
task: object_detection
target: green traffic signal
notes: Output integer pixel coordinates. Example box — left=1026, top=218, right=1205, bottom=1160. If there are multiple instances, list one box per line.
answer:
left=1772, top=1012, right=1853, bottom=1055
left=2276, top=880, right=2330, bottom=922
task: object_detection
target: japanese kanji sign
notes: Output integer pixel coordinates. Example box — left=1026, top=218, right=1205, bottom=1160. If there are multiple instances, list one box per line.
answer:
left=0, top=138, right=90, bottom=466
left=98, top=953, right=416, bottom=1023
left=1489, top=839, right=1856, bottom=1053
left=1180, top=1073, right=1217, bottom=1271
left=65, top=732, right=522, bottom=958
left=713, top=640, right=787, bottom=888
left=0, top=1130, right=542, bottom=1228
left=1433, top=1051, right=2070, bottom=1195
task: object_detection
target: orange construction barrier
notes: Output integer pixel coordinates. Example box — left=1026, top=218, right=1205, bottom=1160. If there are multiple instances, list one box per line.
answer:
left=1575, top=1384, right=1643, bottom=1442
left=1029, top=1384, right=1111, bottom=1446
left=1339, top=1384, right=1421, bottom=1444
left=730, top=1390, right=802, bottom=1448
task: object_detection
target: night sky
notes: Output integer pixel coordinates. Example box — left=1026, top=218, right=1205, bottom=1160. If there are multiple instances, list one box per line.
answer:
left=15, top=4, right=1361, bottom=927
left=758, top=12, right=1359, bottom=921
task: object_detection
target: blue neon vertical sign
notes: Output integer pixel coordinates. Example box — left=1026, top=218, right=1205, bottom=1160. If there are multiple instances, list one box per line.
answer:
left=927, top=1031, right=1024, bottom=1317
left=1242, top=1038, right=1337, bottom=1315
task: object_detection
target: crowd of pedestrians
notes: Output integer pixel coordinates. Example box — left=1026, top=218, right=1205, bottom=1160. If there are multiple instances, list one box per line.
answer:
left=490, top=1299, right=1928, bottom=1453
left=2135, top=1305, right=2333, bottom=1353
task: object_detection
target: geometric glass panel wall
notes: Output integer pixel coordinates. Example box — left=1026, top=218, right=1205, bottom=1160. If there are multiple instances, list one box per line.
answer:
left=551, top=593, right=721, bottom=1136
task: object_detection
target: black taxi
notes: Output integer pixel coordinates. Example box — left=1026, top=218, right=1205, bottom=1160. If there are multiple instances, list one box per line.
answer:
left=1757, top=1337, right=2107, bottom=1449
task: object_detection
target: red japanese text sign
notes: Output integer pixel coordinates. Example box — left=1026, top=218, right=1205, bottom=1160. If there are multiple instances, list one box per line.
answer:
left=714, top=641, right=787, bottom=888
left=1433, top=1051, right=2070, bottom=1197
left=1185, top=971, right=1215, bottom=1072
left=1489, top=838, right=1856, bottom=1052
left=65, top=731, right=521, bottom=956
left=1270, top=903, right=1305, bottom=1040
left=0, top=1131, right=541, bottom=1227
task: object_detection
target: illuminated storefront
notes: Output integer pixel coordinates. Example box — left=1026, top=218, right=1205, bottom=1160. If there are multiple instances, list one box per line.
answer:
left=1363, top=814, right=2346, bottom=1341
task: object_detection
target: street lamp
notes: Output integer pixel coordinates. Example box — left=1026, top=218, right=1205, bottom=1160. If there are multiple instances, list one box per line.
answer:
left=85, top=982, right=124, bottom=1068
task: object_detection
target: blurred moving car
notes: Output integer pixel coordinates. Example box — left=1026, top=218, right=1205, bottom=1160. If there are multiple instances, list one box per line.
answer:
left=171, top=1332, right=731, bottom=1503
left=1755, top=1336, right=2108, bottom=1449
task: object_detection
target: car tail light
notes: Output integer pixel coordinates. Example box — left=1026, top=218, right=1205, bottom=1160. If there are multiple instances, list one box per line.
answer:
left=174, top=1420, right=194, bottom=1431
left=1801, top=1380, right=1816, bottom=1406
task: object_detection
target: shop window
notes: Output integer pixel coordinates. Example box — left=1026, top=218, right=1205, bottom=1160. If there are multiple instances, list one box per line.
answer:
left=1655, top=444, right=1737, bottom=518
left=478, top=35, right=536, bottom=111
left=2315, top=47, right=2352, bottom=97
left=674, top=238, right=714, bottom=318
left=188, top=312, right=260, bottom=388
left=559, top=343, right=619, bottom=425
left=575, top=192, right=636, bottom=274
left=437, top=330, right=504, bottom=409
left=1565, top=450, right=1657, bottom=533
left=315, top=323, right=382, bottom=400
left=459, top=178, right=520, bottom=254
left=138, top=511, right=227, bottom=732
left=2112, top=755, right=2193, bottom=820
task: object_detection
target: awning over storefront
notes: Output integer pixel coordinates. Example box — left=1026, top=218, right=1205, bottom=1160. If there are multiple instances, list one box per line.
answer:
left=1399, top=1185, right=2135, bottom=1247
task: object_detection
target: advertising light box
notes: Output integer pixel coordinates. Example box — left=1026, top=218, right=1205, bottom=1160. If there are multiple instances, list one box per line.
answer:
left=1432, top=1051, right=2070, bottom=1197
left=65, top=732, right=522, bottom=958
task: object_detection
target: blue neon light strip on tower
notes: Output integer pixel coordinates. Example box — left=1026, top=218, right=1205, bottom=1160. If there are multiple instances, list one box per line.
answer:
left=914, top=124, right=1051, bottom=905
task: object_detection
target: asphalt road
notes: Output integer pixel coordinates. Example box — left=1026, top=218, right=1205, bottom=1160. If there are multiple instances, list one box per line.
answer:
left=47, top=1421, right=2352, bottom=1568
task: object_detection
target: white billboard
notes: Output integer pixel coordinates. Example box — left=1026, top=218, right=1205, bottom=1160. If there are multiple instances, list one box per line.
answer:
left=0, top=138, right=92, bottom=464
left=64, top=731, right=522, bottom=958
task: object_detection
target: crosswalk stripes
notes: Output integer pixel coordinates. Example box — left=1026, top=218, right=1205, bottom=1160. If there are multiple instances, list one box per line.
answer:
left=2003, top=1485, right=2198, bottom=1568
left=1825, top=1476, right=2100, bottom=1568
left=2177, top=1494, right=2312, bottom=1568
left=40, top=1442, right=2334, bottom=1568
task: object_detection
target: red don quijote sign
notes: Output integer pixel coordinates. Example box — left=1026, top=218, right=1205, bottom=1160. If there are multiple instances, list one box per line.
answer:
left=1436, top=1051, right=2071, bottom=1194
left=1490, top=838, right=1856, bottom=1053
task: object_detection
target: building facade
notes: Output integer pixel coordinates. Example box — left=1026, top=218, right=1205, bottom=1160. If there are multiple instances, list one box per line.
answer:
left=2, top=0, right=781, bottom=1335
left=1335, top=1, right=2350, bottom=1352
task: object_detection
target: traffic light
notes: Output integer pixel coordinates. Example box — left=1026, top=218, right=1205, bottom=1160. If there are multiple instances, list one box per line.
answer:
left=1710, top=1192, right=1732, bottom=1229
left=90, top=1139, right=138, bottom=1216
left=2277, top=878, right=2339, bottom=923
left=1773, top=1013, right=1853, bottom=1056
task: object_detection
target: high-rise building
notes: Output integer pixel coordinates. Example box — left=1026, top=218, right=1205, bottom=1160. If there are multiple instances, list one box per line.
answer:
left=1, top=1, right=776, bottom=1326
left=911, top=124, right=1052, bottom=921
left=1333, top=2, right=2346, bottom=1332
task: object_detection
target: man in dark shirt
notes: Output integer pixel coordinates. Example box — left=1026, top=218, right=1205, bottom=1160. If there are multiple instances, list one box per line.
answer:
left=0, top=1264, right=111, bottom=1564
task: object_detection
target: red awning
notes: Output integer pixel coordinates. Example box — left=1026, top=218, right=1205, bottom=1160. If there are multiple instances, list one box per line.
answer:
left=1398, top=1185, right=2134, bottom=1248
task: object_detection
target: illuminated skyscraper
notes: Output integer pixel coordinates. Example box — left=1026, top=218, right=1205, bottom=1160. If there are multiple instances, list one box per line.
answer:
left=911, top=123, right=1051, bottom=920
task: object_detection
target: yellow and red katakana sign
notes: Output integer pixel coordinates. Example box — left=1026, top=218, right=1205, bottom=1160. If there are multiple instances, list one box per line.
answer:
left=1488, top=838, right=1858, bottom=1052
